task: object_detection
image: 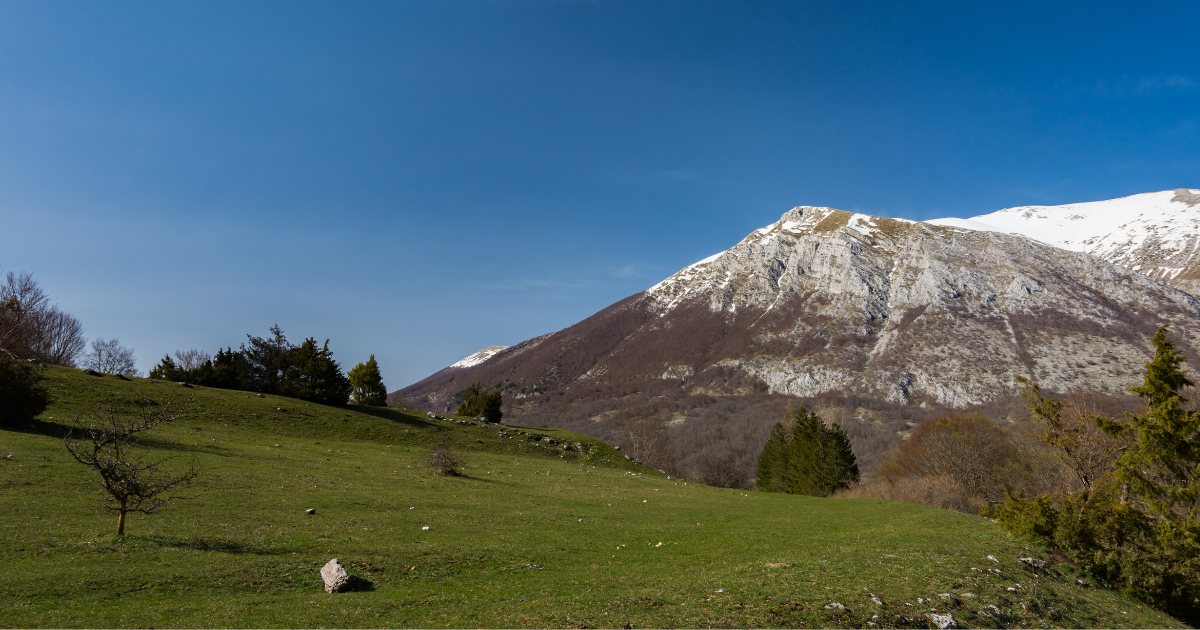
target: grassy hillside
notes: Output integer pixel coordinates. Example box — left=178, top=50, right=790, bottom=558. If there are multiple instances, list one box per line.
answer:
left=0, top=366, right=1184, bottom=628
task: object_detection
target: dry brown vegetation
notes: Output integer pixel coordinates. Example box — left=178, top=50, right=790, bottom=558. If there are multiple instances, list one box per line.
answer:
left=834, top=389, right=1144, bottom=513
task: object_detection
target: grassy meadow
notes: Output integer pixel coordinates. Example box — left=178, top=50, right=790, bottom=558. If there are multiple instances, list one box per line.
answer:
left=0, top=366, right=1185, bottom=628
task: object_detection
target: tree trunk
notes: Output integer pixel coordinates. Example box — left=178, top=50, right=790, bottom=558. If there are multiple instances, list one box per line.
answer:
left=116, top=505, right=126, bottom=536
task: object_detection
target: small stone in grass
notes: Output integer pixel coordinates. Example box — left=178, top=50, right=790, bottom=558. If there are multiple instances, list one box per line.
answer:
left=422, top=526, right=429, bottom=530
left=305, top=508, right=315, bottom=514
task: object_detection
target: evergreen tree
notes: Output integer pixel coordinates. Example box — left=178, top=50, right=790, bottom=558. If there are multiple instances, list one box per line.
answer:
left=1102, top=326, right=1200, bottom=518
left=348, top=355, right=388, bottom=406
left=279, top=338, right=351, bottom=406
left=756, top=406, right=860, bottom=497
left=148, top=355, right=180, bottom=380
left=242, top=325, right=293, bottom=394
left=755, top=422, right=791, bottom=491
left=990, top=325, right=1200, bottom=624
left=456, top=382, right=503, bottom=422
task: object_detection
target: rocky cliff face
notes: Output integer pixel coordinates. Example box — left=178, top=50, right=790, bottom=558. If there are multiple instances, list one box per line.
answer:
left=394, top=204, right=1200, bottom=412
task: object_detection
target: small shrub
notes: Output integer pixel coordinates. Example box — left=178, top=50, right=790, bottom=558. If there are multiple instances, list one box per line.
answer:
left=426, top=447, right=464, bottom=476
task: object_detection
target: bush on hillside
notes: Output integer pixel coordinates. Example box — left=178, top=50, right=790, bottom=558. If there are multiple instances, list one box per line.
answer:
left=456, top=382, right=502, bottom=422
left=987, top=326, right=1200, bottom=625
left=696, top=449, right=746, bottom=488
left=756, top=407, right=859, bottom=496
left=426, top=445, right=464, bottom=476
left=348, top=355, right=387, bottom=406
left=0, top=353, right=50, bottom=427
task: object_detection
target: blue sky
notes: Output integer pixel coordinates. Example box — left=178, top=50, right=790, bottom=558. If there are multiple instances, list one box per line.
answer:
left=1, top=1, right=1197, bottom=388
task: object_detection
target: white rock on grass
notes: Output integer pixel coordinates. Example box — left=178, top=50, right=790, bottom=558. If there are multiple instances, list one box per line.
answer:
left=927, top=613, right=958, bottom=629
left=321, top=558, right=350, bottom=593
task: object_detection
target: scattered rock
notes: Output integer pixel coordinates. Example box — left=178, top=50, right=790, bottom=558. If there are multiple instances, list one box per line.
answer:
left=1047, top=607, right=1062, bottom=620
left=305, top=508, right=315, bottom=514
left=824, top=602, right=847, bottom=612
left=714, top=589, right=724, bottom=593
left=256, top=393, right=265, bottom=398
left=320, top=558, right=350, bottom=593
left=987, top=555, right=1000, bottom=563
left=177, top=382, right=192, bottom=387
left=524, top=564, right=543, bottom=569
left=896, top=615, right=909, bottom=625
left=939, top=593, right=961, bottom=607
left=613, top=445, right=620, bottom=451
left=870, top=594, right=884, bottom=605
left=917, top=597, right=927, bottom=605
left=981, top=605, right=1003, bottom=618
left=927, top=613, right=958, bottom=629
left=1075, top=578, right=1090, bottom=587
left=1019, top=557, right=1049, bottom=570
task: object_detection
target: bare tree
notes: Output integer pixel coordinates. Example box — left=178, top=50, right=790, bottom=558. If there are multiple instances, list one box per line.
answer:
left=0, top=271, right=51, bottom=358
left=695, top=449, right=746, bottom=488
left=64, top=392, right=199, bottom=535
left=173, top=348, right=211, bottom=371
left=85, top=338, right=140, bottom=376
left=623, top=416, right=678, bottom=475
left=0, top=271, right=87, bottom=366
left=34, top=308, right=87, bottom=367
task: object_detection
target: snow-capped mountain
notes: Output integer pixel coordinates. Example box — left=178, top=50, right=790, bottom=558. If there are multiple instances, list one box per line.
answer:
left=927, top=189, right=1200, bottom=296
left=396, top=198, right=1200, bottom=415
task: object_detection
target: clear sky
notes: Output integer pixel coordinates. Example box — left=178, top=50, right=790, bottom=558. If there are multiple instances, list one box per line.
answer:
left=1, top=1, right=1197, bottom=388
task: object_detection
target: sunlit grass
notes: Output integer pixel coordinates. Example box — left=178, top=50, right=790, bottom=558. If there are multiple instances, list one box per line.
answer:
left=0, top=366, right=1184, bottom=628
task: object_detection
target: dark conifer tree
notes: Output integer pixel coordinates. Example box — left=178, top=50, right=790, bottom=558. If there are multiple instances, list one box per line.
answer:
left=280, top=338, right=351, bottom=406
left=755, top=422, right=791, bottom=491
left=756, top=406, right=860, bottom=497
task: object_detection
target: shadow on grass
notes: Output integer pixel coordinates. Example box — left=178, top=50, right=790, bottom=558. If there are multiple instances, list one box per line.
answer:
left=139, top=535, right=293, bottom=555
left=344, top=575, right=375, bottom=592
left=353, top=405, right=437, bottom=429
left=4, top=418, right=71, bottom=439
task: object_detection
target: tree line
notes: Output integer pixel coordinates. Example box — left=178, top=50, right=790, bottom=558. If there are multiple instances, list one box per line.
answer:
left=149, top=324, right=387, bottom=406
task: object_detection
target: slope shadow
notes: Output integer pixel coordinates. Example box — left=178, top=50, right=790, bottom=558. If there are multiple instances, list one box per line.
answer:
left=347, top=405, right=437, bottom=429
left=139, top=535, right=294, bottom=555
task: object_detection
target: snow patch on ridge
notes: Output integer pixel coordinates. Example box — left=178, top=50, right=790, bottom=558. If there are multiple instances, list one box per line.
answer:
left=451, top=346, right=509, bottom=369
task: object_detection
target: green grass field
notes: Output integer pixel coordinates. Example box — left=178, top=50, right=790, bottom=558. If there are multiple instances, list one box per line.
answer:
left=0, top=366, right=1185, bottom=628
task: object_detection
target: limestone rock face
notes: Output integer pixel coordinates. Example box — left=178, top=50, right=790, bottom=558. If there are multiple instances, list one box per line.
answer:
left=321, top=558, right=350, bottom=593
left=395, top=204, right=1200, bottom=411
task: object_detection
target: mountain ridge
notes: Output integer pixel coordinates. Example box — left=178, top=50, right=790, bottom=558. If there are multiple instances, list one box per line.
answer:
left=394, top=193, right=1200, bottom=417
